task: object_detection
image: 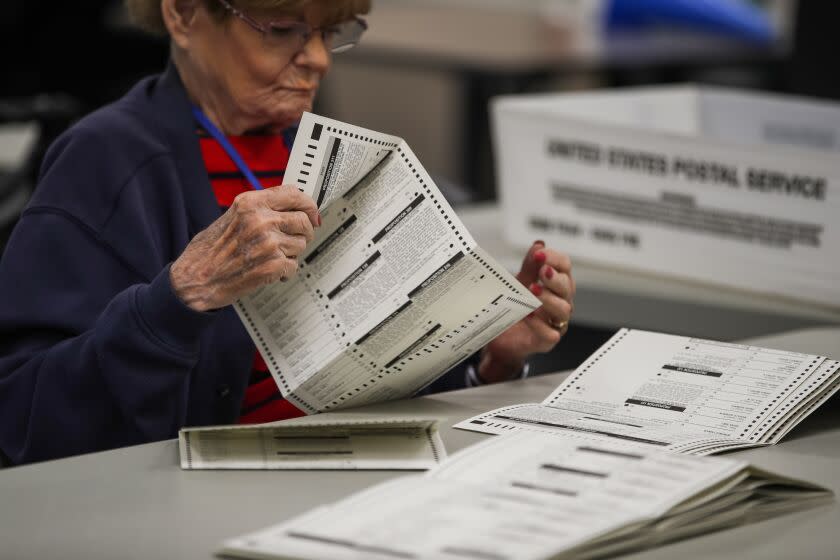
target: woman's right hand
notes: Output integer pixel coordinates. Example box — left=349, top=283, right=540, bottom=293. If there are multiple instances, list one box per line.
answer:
left=170, top=185, right=321, bottom=312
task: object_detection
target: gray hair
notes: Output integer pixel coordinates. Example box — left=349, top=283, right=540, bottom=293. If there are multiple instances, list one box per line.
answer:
left=125, top=0, right=371, bottom=35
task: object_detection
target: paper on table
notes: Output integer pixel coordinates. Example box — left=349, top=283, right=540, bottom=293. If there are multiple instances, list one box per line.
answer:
left=218, top=431, right=830, bottom=560
left=178, top=417, right=445, bottom=471
left=235, top=113, right=540, bottom=414
left=455, top=328, right=837, bottom=455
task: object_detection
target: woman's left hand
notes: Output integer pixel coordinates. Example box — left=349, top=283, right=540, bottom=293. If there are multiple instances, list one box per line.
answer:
left=477, top=241, right=575, bottom=383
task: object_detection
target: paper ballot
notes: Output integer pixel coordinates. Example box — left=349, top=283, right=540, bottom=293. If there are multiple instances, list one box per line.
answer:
left=219, top=431, right=831, bottom=560
left=179, top=417, right=445, bottom=471
left=456, top=328, right=840, bottom=455
left=234, top=113, right=540, bottom=414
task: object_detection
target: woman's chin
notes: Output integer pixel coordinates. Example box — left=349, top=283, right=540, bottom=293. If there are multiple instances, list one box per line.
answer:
left=239, top=93, right=314, bottom=132
left=270, top=99, right=313, bottom=127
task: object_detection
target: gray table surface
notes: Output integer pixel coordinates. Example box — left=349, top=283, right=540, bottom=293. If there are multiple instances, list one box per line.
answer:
left=1, top=327, right=838, bottom=560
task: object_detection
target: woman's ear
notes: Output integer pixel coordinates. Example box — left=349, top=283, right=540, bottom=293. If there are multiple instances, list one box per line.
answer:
left=162, top=0, right=201, bottom=49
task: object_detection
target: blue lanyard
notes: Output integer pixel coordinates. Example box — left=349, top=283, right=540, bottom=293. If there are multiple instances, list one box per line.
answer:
left=192, top=106, right=264, bottom=191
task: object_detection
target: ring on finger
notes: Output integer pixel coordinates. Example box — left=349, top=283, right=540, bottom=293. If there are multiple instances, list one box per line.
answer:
left=548, top=319, right=568, bottom=331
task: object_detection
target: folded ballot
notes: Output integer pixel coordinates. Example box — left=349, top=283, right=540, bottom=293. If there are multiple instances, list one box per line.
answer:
left=219, top=431, right=831, bottom=560
left=179, top=417, right=445, bottom=471
left=457, top=328, right=840, bottom=455
left=234, top=113, right=540, bottom=416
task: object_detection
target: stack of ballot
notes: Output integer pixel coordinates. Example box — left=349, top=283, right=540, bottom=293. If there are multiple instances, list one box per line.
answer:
left=218, top=431, right=831, bottom=560
left=179, top=417, right=445, bottom=471
left=458, top=328, right=840, bottom=455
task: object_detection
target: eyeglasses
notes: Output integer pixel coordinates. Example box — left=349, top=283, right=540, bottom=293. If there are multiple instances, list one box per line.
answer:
left=216, top=0, right=368, bottom=54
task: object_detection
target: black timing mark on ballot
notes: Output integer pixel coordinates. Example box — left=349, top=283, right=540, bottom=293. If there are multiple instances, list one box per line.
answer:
left=304, top=214, right=357, bottom=265
left=577, top=446, right=645, bottom=460
left=625, top=398, right=686, bottom=412
left=510, top=481, right=578, bottom=497
left=286, top=532, right=416, bottom=559
left=327, top=251, right=381, bottom=299
left=311, top=123, right=323, bottom=140
left=662, top=365, right=723, bottom=377
left=316, top=137, right=342, bottom=206
left=275, top=451, right=354, bottom=456
left=407, top=252, right=465, bottom=299
left=372, top=194, right=425, bottom=243
left=540, top=464, right=608, bottom=478
left=273, top=435, right=350, bottom=440
left=355, top=300, right=413, bottom=345
left=384, top=324, right=442, bottom=369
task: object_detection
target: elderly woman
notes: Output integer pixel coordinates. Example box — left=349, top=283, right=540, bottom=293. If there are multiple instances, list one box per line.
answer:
left=0, top=0, right=574, bottom=465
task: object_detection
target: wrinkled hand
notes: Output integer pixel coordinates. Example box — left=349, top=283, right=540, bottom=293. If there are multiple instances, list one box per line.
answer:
left=478, top=241, right=575, bottom=382
left=170, top=185, right=320, bottom=312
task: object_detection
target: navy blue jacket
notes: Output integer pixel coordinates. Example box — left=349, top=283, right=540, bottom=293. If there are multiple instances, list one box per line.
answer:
left=0, top=63, right=468, bottom=466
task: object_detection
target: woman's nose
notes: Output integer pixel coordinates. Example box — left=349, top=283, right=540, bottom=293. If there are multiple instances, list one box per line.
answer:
left=295, top=32, right=331, bottom=72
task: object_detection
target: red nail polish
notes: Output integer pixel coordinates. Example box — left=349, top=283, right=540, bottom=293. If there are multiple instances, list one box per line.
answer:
left=544, top=265, right=554, bottom=279
left=317, top=213, right=322, bottom=227
left=534, top=251, right=546, bottom=264
left=530, top=283, right=543, bottom=296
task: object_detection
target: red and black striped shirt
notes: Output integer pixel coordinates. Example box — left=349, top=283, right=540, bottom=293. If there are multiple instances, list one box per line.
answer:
left=197, top=126, right=306, bottom=424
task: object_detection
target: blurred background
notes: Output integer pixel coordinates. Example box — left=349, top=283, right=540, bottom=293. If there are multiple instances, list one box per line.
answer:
left=1, top=0, right=837, bottom=371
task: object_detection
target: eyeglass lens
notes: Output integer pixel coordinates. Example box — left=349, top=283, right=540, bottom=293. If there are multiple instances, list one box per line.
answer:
left=264, top=19, right=365, bottom=53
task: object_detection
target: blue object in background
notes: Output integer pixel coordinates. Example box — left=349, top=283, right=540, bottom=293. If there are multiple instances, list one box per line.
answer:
left=605, top=0, right=776, bottom=44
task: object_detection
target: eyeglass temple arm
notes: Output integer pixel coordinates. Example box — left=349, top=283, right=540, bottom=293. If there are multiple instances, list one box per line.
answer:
left=217, top=0, right=268, bottom=33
